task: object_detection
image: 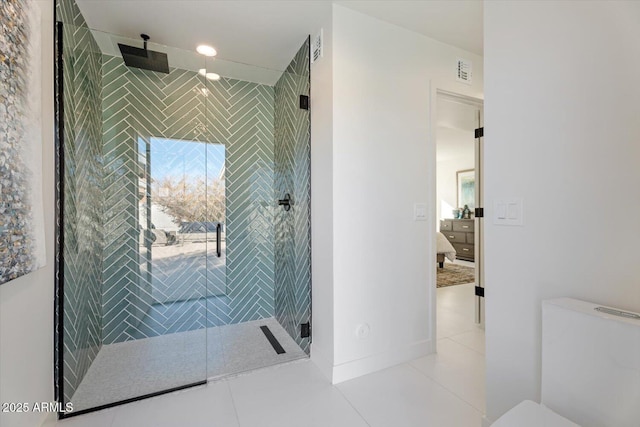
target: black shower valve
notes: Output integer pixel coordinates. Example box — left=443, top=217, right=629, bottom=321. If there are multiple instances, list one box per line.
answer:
left=278, top=193, right=293, bottom=211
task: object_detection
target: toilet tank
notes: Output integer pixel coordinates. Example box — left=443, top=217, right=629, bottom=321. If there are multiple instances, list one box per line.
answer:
left=542, top=298, right=640, bottom=427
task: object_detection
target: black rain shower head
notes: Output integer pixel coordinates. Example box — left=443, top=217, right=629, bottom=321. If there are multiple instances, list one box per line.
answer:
left=118, top=34, right=169, bottom=74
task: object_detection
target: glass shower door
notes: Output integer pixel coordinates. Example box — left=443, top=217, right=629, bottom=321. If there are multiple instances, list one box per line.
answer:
left=57, top=22, right=211, bottom=414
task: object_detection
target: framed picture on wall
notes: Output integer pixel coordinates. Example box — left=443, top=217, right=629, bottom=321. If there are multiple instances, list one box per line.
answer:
left=457, top=169, right=475, bottom=210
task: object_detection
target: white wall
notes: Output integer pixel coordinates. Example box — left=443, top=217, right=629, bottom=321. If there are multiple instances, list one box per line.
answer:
left=0, top=2, right=55, bottom=427
left=310, top=4, right=483, bottom=383
left=309, top=5, right=335, bottom=380
left=484, top=0, right=640, bottom=422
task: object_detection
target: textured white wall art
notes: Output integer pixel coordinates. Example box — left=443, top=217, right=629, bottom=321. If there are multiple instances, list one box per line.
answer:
left=0, top=0, right=45, bottom=285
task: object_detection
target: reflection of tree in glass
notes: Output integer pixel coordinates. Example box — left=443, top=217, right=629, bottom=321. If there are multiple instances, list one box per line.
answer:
left=153, top=176, right=225, bottom=224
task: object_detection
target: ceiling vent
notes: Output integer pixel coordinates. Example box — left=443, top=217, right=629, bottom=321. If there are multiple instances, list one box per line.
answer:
left=456, top=58, right=472, bottom=84
left=311, top=29, right=323, bottom=64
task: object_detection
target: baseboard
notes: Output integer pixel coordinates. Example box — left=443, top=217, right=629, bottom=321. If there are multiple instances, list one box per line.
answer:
left=481, top=414, right=494, bottom=427
left=332, top=339, right=433, bottom=384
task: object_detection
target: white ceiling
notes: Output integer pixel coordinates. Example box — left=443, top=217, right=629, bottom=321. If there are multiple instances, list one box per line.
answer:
left=76, top=1, right=332, bottom=74
left=336, top=1, right=483, bottom=55
left=89, top=29, right=285, bottom=86
left=76, top=0, right=483, bottom=82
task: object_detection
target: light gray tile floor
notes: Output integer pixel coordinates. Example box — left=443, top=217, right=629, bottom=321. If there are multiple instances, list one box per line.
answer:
left=52, top=284, right=486, bottom=427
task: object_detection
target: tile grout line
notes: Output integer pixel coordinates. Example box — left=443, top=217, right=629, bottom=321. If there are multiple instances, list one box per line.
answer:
left=447, top=332, right=486, bottom=356
left=448, top=338, right=485, bottom=357
left=405, top=361, right=486, bottom=415
left=224, top=379, right=243, bottom=427
left=105, top=405, right=117, bottom=427
left=436, top=307, right=477, bottom=324
left=334, top=385, right=374, bottom=427
left=427, top=336, right=487, bottom=411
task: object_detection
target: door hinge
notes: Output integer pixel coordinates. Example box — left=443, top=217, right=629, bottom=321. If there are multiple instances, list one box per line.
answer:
left=475, top=286, right=484, bottom=298
left=475, top=207, right=484, bottom=218
left=475, top=127, right=484, bottom=139
left=299, top=95, right=310, bottom=110
left=301, top=322, right=311, bottom=338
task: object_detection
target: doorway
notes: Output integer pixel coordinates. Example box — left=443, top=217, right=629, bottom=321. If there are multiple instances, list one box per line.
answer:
left=434, top=90, right=484, bottom=345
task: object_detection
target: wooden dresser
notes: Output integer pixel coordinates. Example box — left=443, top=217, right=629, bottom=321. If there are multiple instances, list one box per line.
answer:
left=440, top=219, right=475, bottom=261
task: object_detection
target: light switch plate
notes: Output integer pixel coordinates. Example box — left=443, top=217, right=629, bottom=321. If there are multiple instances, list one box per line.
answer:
left=493, top=198, right=523, bottom=226
left=414, top=203, right=427, bottom=221
left=496, top=203, right=507, bottom=219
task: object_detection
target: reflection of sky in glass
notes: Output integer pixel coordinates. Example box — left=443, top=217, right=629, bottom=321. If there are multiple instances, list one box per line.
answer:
left=147, top=137, right=225, bottom=181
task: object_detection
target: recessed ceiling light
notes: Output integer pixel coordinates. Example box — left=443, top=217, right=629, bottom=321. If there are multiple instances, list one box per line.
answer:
left=198, top=69, right=221, bottom=81
left=196, top=45, right=217, bottom=57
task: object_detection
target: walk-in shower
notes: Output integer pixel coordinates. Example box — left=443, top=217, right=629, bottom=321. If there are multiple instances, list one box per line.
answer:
left=55, top=0, right=311, bottom=416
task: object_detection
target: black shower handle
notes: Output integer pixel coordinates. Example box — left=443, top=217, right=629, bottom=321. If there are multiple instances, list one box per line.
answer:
left=278, top=193, right=292, bottom=211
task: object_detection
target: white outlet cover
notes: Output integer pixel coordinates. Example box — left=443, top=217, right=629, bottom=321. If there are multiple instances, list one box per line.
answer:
left=355, top=323, right=370, bottom=340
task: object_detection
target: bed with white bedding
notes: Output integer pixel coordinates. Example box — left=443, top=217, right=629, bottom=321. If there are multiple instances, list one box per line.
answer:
left=437, top=232, right=456, bottom=268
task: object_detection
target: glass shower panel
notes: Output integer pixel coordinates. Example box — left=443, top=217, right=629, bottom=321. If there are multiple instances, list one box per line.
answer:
left=204, top=142, right=227, bottom=300
left=202, top=56, right=280, bottom=337
left=56, top=21, right=210, bottom=413
left=273, top=38, right=312, bottom=354
left=57, top=20, right=105, bottom=413
left=201, top=50, right=313, bottom=378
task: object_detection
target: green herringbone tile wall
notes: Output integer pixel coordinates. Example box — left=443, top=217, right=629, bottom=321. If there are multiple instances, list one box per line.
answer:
left=56, top=0, right=105, bottom=403
left=274, top=39, right=311, bottom=353
left=101, top=56, right=277, bottom=343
